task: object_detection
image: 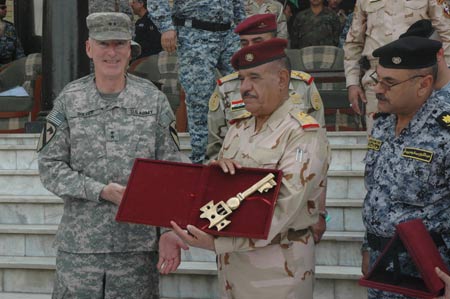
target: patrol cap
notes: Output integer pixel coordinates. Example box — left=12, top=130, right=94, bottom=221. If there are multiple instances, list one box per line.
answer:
left=86, top=12, right=132, bottom=41
left=231, top=38, right=288, bottom=70
left=234, top=14, right=277, bottom=35
left=399, top=19, right=440, bottom=40
left=372, top=36, right=442, bottom=69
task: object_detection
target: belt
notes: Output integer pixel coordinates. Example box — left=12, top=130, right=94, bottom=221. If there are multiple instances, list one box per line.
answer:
left=270, top=228, right=309, bottom=245
left=367, top=232, right=445, bottom=252
left=173, top=17, right=231, bottom=32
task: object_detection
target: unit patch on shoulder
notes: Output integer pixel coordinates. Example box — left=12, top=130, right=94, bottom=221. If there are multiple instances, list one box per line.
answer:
left=311, top=92, right=322, bottom=111
left=367, top=137, right=382, bottom=151
left=291, top=70, right=313, bottom=85
left=36, top=110, right=65, bottom=152
left=169, top=121, right=180, bottom=151
left=402, top=147, right=433, bottom=163
left=293, top=111, right=320, bottom=129
left=230, top=99, right=246, bottom=111
left=217, top=72, right=239, bottom=86
left=437, top=112, right=450, bottom=130
left=209, top=91, right=220, bottom=112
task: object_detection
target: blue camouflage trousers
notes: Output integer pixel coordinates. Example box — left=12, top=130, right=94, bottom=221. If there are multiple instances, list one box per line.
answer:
left=177, top=26, right=239, bottom=164
left=52, top=250, right=159, bottom=299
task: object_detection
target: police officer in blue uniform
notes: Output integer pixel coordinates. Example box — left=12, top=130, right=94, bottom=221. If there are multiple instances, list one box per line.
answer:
left=0, top=0, right=25, bottom=66
left=362, top=36, right=450, bottom=299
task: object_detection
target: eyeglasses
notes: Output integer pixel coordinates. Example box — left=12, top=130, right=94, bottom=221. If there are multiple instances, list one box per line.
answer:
left=369, top=71, right=425, bottom=91
left=0, top=6, right=6, bottom=9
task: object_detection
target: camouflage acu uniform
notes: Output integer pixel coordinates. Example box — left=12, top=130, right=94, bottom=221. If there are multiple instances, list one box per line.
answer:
left=363, top=94, right=450, bottom=299
left=148, top=0, right=245, bottom=164
left=214, top=99, right=330, bottom=298
left=206, top=70, right=325, bottom=161
left=38, top=73, right=181, bottom=298
left=290, top=7, right=341, bottom=49
left=244, top=0, right=288, bottom=39
left=0, top=20, right=25, bottom=66
left=89, top=0, right=132, bottom=18
left=344, top=0, right=450, bottom=132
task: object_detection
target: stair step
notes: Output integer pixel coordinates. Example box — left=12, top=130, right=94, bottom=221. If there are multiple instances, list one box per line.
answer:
left=0, top=134, right=39, bottom=146
left=0, top=195, right=61, bottom=204
left=0, top=293, right=51, bottom=299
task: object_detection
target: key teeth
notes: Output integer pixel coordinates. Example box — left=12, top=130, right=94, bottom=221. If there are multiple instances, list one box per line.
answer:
left=216, top=219, right=231, bottom=231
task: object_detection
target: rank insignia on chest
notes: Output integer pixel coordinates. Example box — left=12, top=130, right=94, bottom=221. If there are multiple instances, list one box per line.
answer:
left=437, top=112, right=450, bottom=129
left=401, top=147, right=433, bottom=163
left=230, top=99, right=245, bottom=111
left=367, top=137, right=382, bottom=151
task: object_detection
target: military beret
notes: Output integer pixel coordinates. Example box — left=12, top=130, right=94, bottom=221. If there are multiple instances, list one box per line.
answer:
left=400, top=20, right=435, bottom=39
left=231, top=38, right=288, bottom=70
left=234, top=14, right=277, bottom=35
left=86, top=12, right=132, bottom=41
left=372, top=36, right=442, bottom=69
left=0, top=0, right=6, bottom=6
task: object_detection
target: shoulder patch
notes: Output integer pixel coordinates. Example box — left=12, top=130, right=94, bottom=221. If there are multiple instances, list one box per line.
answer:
left=291, top=71, right=313, bottom=85
left=169, top=121, right=180, bottom=151
left=217, top=72, right=239, bottom=86
left=209, top=91, right=220, bottom=112
left=36, top=122, right=57, bottom=152
left=291, top=111, right=320, bottom=129
left=437, top=112, right=450, bottom=130
left=311, top=92, right=322, bottom=111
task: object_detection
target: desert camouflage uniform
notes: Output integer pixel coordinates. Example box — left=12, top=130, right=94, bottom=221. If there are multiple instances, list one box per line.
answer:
left=148, top=0, right=245, bottom=164
left=89, top=0, right=132, bottom=18
left=0, top=20, right=25, bottom=66
left=38, top=73, right=181, bottom=298
left=206, top=70, right=325, bottom=161
left=214, top=98, right=330, bottom=299
left=244, top=0, right=288, bottom=39
left=363, top=94, right=450, bottom=299
left=290, top=7, right=341, bottom=49
left=344, top=0, right=450, bottom=132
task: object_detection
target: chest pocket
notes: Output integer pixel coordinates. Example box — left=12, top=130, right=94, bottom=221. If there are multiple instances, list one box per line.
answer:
left=248, top=147, right=283, bottom=169
left=126, top=109, right=157, bottom=158
left=67, top=109, right=106, bottom=168
left=403, top=0, right=428, bottom=18
left=366, top=1, right=386, bottom=29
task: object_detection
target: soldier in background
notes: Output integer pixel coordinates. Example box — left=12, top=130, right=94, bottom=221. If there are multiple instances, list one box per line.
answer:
left=0, top=0, right=25, bottom=66
left=159, top=38, right=330, bottom=299
left=38, top=13, right=181, bottom=298
left=290, top=0, right=341, bottom=49
left=148, top=0, right=245, bottom=164
left=361, top=37, right=450, bottom=299
left=344, top=0, right=450, bottom=133
left=89, top=0, right=132, bottom=18
left=244, top=0, right=288, bottom=39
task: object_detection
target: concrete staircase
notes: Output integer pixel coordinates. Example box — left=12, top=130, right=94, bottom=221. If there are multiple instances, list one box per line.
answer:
left=0, top=132, right=368, bottom=299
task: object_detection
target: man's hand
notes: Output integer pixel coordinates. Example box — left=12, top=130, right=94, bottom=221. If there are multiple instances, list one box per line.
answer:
left=171, top=221, right=216, bottom=251
left=210, top=158, right=242, bottom=175
left=100, top=183, right=126, bottom=205
left=434, top=267, right=450, bottom=299
left=161, top=30, right=177, bottom=53
left=348, top=85, right=367, bottom=115
left=157, top=231, right=189, bottom=275
left=361, top=250, right=370, bottom=276
left=310, top=216, right=326, bottom=244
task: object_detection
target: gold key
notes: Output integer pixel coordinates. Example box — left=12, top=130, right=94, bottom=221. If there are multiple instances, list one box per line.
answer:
left=199, top=173, right=277, bottom=231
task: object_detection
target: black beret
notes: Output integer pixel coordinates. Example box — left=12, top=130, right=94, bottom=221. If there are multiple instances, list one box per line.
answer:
left=372, top=36, right=442, bottom=69
left=400, top=20, right=434, bottom=39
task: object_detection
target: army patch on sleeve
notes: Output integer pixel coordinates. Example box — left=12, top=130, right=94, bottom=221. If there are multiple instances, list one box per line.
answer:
left=36, top=110, right=65, bottom=152
left=437, top=112, right=450, bottom=130
left=230, top=99, right=245, bottom=111
left=209, top=91, right=220, bottom=112
left=169, top=121, right=180, bottom=151
left=311, top=92, right=322, bottom=111
left=367, top=137, right=382, bottom=151
left=401, top=147, right=433, bottom=163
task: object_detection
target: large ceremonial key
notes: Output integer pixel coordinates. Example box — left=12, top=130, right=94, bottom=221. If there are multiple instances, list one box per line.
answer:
left=200, top=173, right=277, bottom=231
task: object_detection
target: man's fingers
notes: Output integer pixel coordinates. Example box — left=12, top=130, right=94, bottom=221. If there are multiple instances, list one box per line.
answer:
left=171, top=221, right=194, bottom=244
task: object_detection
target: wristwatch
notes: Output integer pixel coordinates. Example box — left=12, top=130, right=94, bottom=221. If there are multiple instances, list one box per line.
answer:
left=319, top=210, right=330, bottom=222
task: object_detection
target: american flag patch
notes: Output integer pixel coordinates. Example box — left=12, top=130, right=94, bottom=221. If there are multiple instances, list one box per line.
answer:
left=46, top=110, right=65, bottom=127
left=230, top=99, right=245, bottom=111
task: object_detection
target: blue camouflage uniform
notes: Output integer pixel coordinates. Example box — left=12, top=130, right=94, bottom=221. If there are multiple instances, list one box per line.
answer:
left=363, top=93, right=450, bottom=299
left=0, top=20, right=25, bottom=66
left=147, top=0, right=245, bottom=163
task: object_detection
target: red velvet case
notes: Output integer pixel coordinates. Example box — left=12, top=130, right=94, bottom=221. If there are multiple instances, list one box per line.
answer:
left=359, top=219, right=450, bottom=299
left=116, top=159, right=283, bottom=239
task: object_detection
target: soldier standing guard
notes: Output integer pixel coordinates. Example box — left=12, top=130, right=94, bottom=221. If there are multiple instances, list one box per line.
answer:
left=159, top=38, right=331, bottom=299
left=344, top=0, right=450, bottom=133
left=244, top=0, right=288, bottom=39
left=38, top=13, right=181, bottom=298
left=147, top=0, right=245, bottom=164
left=0, top=0, right=25, bottom=66
left=361, top=36, right=450, bottom=299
